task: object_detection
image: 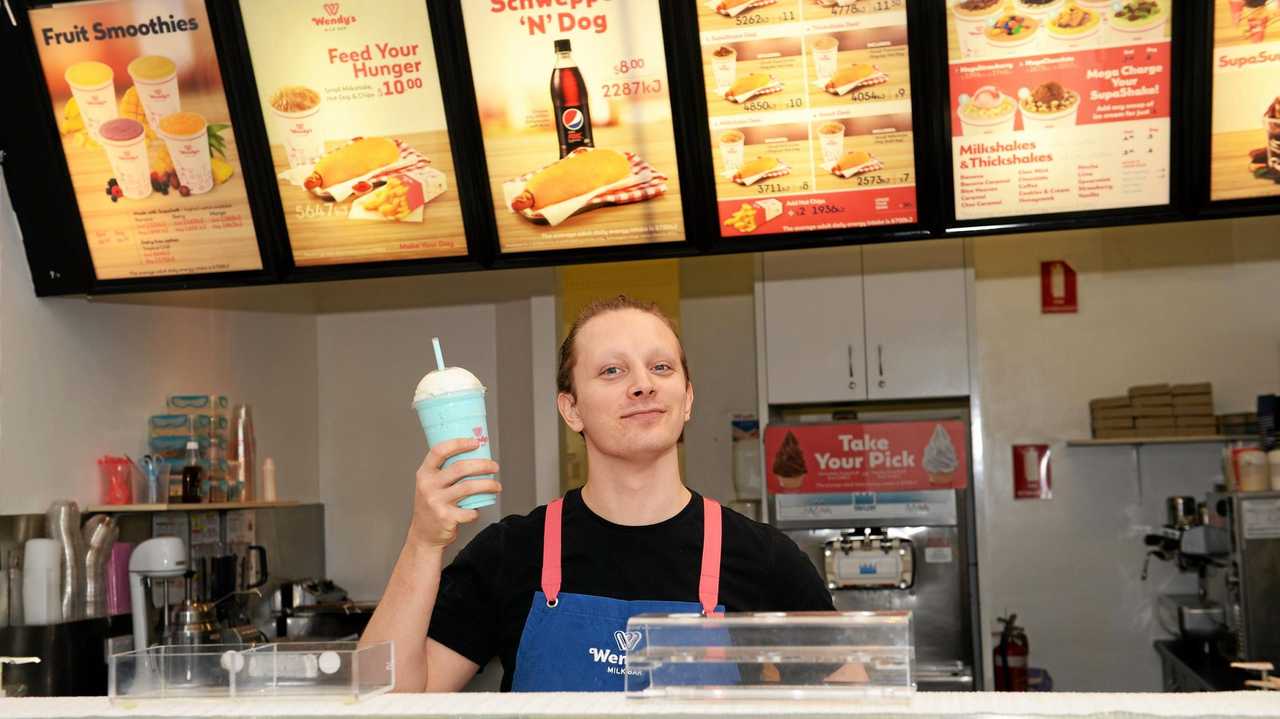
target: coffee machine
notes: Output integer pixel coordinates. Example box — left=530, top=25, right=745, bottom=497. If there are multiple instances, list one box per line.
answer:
left=1201, top=491, right=1280, bottom=664
left=1147, top=491, right=1280, bottom=665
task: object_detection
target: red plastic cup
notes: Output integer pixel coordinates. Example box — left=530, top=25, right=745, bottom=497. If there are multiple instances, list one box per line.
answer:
left=98, top=455, right=133, bottom=504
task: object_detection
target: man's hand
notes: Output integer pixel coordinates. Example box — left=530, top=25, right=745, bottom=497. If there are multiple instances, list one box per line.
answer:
left=408, top=438, right=501, bottom=549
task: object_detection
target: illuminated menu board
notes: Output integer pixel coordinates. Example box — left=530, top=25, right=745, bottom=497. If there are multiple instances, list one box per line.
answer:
left=697, top=0, right=919, bottom=237
left=1210, top=0, right=1280, bottom=201
left=946, top=0, right=1173, bottom=220
left=30, top=0, right=263, bottom=280
left=461, top=1, right=684, bottom=253
left=240, top=0, right=467, bottom=266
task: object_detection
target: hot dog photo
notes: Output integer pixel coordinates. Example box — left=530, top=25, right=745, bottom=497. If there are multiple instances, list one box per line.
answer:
left=462, top=1, right=683, bottom=252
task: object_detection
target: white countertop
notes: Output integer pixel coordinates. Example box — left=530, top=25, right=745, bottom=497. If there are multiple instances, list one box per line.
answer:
left=1, top=692, right=1279, bottom=718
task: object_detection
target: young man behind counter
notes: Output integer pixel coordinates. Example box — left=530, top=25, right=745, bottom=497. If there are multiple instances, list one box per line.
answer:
left=360, top=295, right=833, bottom=692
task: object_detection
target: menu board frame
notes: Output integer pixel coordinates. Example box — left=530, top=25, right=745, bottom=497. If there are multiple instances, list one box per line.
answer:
left=224, top=0, right=489, bottom=279
left=5, top=0, right=1280, bottom=298
left=671, top=0, right=938, bottom=255
left=931, top=0, right=1191, bottom=237
left=3, top=0, right=280, bottom=296
left=1196, top=0, right=1280, bottom=217
left=430, top=0, right=714, bottom=266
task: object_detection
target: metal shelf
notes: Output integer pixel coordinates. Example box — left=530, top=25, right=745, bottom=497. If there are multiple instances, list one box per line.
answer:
left=85, top=501, right=302, bottom=513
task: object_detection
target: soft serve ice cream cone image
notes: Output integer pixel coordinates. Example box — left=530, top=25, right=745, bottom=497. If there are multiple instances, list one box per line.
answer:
left=772, top=430, right=808, bottom=490
left=922, top=424, right=960, bottom=486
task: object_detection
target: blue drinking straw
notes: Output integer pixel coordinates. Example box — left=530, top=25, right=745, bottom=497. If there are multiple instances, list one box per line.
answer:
left=432, top=337, right=446, bottom=371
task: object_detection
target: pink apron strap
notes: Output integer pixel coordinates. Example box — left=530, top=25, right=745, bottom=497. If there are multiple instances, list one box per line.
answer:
left=699, top=497, right=723, bottom=616
left=541, top=498, right=563, bottom=605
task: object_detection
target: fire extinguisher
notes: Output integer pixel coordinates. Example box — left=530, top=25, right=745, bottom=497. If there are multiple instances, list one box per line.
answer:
left=993, top=614, right=1029, bottom=691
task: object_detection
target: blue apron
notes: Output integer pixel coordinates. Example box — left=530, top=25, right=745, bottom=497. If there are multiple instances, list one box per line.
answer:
left=510, top=496, right=734, bottom=692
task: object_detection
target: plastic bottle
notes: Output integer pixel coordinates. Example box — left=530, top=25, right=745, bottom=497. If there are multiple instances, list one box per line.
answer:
left=181, top=440, right=204, bottom=504
left=261, top=457, right=277, bottom=502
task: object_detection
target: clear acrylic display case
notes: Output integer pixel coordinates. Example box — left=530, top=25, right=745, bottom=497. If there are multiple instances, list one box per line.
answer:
left=108, top=641, right=393, bottom=704
left=624, top=611, right=913, bottom=700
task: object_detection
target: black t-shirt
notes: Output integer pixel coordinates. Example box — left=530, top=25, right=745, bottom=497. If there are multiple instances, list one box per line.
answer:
left=427, top=488, right=835, bottom=691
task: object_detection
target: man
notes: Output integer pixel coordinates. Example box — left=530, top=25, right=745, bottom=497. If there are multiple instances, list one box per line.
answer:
left=360, top=295, right=833, bottom=692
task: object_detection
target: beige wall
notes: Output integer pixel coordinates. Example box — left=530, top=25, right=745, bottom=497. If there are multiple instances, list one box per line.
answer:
left=679, top=255, right=758, bottom=506
left=0, top=179, right=321, bottom=515
left=969, top=216, right=1280, bottom=690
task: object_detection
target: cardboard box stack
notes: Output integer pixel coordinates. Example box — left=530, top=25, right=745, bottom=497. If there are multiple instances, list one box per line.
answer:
left=1090, top=383, right=1215, bottom=439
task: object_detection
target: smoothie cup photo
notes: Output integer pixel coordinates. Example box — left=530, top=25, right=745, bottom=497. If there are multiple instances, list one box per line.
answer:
left=65, top=61, right=118, bottom=141
left=98, top=118, right=151, bottom=199
left=413, top=338, right=496, bottom=510
left=719, top=129, right=746, bottom=173
left=157, top=111, right=214, bottom=195
left=811, top=36, right=839, bottom=82
left=818, top=121, right=846, bottom=166
left=710, top=45, right=737, bottom=93
left=127, top=55, right=180, bottom=129
left=269, top=85, right=326, bottom=169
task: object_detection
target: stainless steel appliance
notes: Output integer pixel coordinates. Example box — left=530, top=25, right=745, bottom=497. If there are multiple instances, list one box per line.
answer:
left=1201, top=491, right=1280, bottom=664
left=765, top=406, right=982, bottom=692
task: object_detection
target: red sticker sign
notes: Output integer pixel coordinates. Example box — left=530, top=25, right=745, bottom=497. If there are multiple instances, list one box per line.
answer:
left=764, top=421, right=968, bottom=494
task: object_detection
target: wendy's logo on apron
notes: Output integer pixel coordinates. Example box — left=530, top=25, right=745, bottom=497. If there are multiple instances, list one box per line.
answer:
left=614, top=630, right=642, bottom=652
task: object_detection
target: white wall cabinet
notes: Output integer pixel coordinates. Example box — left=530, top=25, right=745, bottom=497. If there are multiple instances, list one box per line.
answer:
left=863, top=240, right=970, bottom=400
left=759, top=240, right=969, bottom=404
left=761, top=247, right=866, bottom=404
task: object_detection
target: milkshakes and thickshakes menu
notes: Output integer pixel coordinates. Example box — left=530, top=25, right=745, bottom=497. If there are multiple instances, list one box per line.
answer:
left=461, top=1, right=684, bottom=253
left=947, top=0, right=1173, bottom=220
left=698, top=0, right=918, bottom=236
left=1210, top=0, right=1280, bottom=201
left=239, top=0, right=467, bottom=266
left=31, top=0, right=262, bottom=280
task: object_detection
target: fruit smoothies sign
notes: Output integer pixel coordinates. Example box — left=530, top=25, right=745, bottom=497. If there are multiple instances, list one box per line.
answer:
left=946, top=0, right=1173, bottom=220
left=1210, top=0, right=1280, bottom=201
left=239, top=0, right=466, bottom=266
left=764, top=421, right=969, bottom=494
left=461, top=1, right=684, bottom=252
left=698, top=0, right=919, bottom=237
left=30, top=0, right=261, bottom=280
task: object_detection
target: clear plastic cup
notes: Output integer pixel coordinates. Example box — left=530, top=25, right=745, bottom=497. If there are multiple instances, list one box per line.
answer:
left=709, top=46, right=737, bottom=92
left=269, top=86, right=325, bottom=169
left=818, top=121, right=846, bottom=166
left=65, top=61, right=118, bottom=141
left=98, top=118, right=152, bottom=199
left=157, top=111, right=213, bottom=195
left=811, top=36, right=839, bottom=82
left=127, top=55, right=180, bottom=129
left=718, top=130, right=745, bottom=173
left=414, top=389, right=495, bottom=510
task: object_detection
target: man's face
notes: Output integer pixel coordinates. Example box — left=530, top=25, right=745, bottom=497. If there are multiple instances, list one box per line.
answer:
left=557, top=309, right=693, bottom=461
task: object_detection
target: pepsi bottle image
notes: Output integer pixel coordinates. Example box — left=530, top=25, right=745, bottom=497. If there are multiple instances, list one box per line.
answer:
left=551, top=38, right=594, bottom=158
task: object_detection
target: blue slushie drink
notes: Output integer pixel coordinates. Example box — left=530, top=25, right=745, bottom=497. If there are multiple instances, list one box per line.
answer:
left=413, top=365, right=495, bottom=509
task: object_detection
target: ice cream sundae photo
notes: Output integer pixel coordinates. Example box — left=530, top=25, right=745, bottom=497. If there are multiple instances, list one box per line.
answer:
left=1018, top=81, right=1081, bottom=131
left=958, top=85, right=1018, bottom=136
left=772, top=430, right=808, bottom=490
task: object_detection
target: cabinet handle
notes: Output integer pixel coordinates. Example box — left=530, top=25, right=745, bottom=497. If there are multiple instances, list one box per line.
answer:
left=877, top=344, right=884, bottom=378
left=847, top=344, right=855, bottom=378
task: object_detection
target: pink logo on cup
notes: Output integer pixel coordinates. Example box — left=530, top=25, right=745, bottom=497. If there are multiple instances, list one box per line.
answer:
left=179, top=144, right=200, bottom=157
left=324, top=2, right=340, bottom=15
left=473, top=427, right=489, bottom=445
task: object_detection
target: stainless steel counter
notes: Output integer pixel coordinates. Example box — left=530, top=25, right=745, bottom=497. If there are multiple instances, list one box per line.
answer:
left=2, top=692, right=1279, bottom=718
